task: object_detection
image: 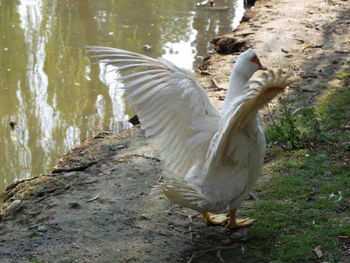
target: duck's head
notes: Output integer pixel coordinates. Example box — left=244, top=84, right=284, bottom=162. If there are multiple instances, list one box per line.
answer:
left=234, top=48, right=267, bottom=80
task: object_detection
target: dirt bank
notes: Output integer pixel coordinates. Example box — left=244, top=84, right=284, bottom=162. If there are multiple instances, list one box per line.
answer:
left=1, top=0, right=349, bottom=262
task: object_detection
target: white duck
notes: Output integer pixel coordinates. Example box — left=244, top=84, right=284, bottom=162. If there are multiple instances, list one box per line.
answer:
left=87, top=46, right=292, bottom=228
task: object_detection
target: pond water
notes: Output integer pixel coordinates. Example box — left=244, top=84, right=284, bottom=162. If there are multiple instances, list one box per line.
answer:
left=0, top=0, right=244, bottom=194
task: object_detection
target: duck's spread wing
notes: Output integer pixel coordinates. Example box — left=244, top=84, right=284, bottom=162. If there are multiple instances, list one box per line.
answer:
left=204, top=69, right=293, bottom=176
left=87, top=46, right=220, bottom=177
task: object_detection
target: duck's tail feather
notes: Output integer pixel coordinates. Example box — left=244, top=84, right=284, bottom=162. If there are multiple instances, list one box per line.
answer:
left=161, top=177, right=210, bottom=212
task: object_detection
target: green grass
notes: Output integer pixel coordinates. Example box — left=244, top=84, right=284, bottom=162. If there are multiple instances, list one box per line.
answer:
left=334, top=67, right=350, bottom=86
left=245, top=69, right=350, bottom=262
left=23, top=214, right=32, bottom=223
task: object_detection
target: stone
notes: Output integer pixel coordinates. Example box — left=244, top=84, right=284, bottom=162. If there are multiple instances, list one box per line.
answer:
left=210, top=37, right=247, bottom=55
left=230, top=228, right=249, bottom=240
left=5, top=200, right=22, bottom=213
left=140, top=214, right=151, bottom=220
left=37, top=225, right=48, bottom=232
left=64, top=201, right=81, bottom=209
left=62, top=172, right=78, bottom=178
left=222, top=239, right=231, bottom=245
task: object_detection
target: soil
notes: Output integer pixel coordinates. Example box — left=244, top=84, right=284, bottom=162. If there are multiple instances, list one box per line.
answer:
left=1, top=0, right=349, bottom=262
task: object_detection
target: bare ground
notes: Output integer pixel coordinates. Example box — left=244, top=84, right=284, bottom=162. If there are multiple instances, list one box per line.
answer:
left=1, top=0, right=349, bottom=262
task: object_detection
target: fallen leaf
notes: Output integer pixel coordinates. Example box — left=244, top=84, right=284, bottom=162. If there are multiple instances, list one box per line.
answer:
left=302, top=44, right=309, bottom=52
left=313, top=245, right=323, bottom=258
left=336, top=191, right=343, bottom=202
left=328, top=191, right=343, bottom=202
left=340, top=123, right=350, bottom=129
left=344, top=155, right=350, bottom=163
left=331, top=162, right=348, bottom=168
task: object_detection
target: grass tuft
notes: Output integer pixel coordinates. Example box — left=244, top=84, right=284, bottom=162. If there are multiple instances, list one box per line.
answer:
left=245, top=68, right=350, bottom=262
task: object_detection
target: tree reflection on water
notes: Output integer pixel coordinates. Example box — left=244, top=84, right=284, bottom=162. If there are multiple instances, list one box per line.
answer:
left=0, top=0, right=243, bottom=193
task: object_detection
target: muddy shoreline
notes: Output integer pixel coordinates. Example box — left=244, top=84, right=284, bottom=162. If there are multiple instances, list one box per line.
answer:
left=1, top=0, right=349, bottom=262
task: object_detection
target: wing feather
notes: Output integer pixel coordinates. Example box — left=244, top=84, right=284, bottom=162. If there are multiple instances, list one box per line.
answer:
left=119, top=69, right=168, bottom=82
left=87, top=46, right=220, bottom=178
left=203, top=69, right=293, bottom=177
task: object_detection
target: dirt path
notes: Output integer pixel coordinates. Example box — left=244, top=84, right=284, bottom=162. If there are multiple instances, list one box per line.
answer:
left=200, top=0, right=350, bottom=111
left=1, top=1, right=349, bottom=262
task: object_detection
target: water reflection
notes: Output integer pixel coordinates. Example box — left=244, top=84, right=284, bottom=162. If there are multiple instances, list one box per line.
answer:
left=163, top=13, right=198, bottom=70
left=100, top=64, right=130, bottom=131
left=0, top=0, right=244, bottom=193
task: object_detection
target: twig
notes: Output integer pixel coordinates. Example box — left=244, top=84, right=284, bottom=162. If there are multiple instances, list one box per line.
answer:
left=77, top=179, right=99, bottom=185
left=188, top=226, right=193, bottom=241
left=130, top=154, right=160, bottom=161
left=187, top=215, right=193, bottom=241
left=335, top=50, right=350, bottom=54
left=187, top=245, right=238, bottom=263
left=212, top=78, right=227, bottom=91
left=52, top=161, right=97, bottom=174
left=87, top=193, right=100, bottom=202
left=271, top=210, right=293, bottom=218
left=187, top=215, right=193, bottom=223
left=34, top=186, right=63, bottom=197
left=216, top=250, right=224, bottom=263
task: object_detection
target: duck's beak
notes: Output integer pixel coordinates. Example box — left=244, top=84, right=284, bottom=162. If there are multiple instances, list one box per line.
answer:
left=251, top=56, right=268, bottom=70
left=256, top=59, right=267, bottom=70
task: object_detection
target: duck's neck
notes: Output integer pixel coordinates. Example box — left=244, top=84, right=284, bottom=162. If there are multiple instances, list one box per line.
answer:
left=222, top=70, right=251, bottom=112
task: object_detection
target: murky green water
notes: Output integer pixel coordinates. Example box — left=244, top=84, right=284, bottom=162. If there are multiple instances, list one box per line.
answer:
left=0, top=0, right=243, bottom=193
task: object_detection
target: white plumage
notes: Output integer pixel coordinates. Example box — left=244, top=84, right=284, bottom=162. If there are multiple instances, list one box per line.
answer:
left=87, top=46, right=292, bottom=227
